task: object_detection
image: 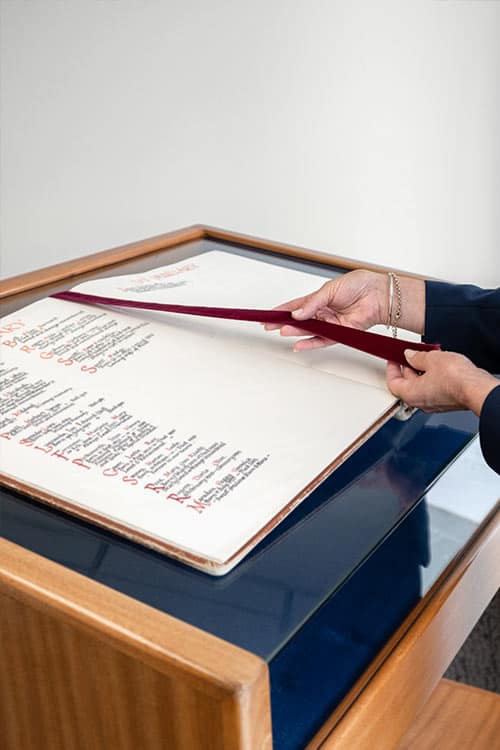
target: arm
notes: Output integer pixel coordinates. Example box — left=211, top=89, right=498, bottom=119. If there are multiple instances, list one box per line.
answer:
left=264, top=270, right=427, bottom=349
left=268, top=273, right=500, bottom=371
left=387, top=350, right=500, bottom=476
left=388, top=279, right=500, bottom=477
left=479, top=387, right=500, bottom=475
left=267, top=269, right=500, bottom=474
left=423, top=281, right=500, bottom=372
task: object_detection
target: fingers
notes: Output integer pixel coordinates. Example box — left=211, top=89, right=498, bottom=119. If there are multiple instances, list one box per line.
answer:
left=404, top=349, right=429, bottom=370
left=264, top=320, right=334, bottom=350
left=386, top=361, right=419, bottom=401
left=263, top=324, right=304, bottom=336
left=290, top=282, right=333, bottom=321
left=278, top=324, right=316, bottom=337
left=386, top=361, right=403, bottom=384
left=265, top=280, right=338, bottom=335
left=293, top=336, right=333, bottom=352
left=263, top=323, right=312, bottom=335
left=264, top=295, right=309, bottom=331
left=386, top=361, right=405, bottom=399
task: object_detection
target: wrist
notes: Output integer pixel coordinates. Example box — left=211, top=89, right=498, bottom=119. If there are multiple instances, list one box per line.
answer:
left=460, top=371, right=499, bottom=415
left=398, top=276, right=425, bottom=334
left=375, top=272, right=390, bottom=326
left=375, top=273, right=425, bottom=334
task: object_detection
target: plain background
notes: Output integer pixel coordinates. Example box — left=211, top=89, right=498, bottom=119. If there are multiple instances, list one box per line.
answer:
left=1, top=0, right=499, bottom=285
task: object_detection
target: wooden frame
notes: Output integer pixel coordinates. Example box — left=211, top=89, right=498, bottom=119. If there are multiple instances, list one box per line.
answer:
left=1, top=225, right=499, bottom=750
left=0, top=224, right=428, bottom=301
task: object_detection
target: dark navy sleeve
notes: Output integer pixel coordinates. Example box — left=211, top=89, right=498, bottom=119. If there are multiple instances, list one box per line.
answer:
left=423, top=280, right=500, bottom=475
left=423, top=281, right=500, bottom=372
left=479, top=386, right=500, bottom=476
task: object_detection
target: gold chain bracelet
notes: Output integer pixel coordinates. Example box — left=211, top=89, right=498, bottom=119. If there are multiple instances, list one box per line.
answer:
left=387, top=272, right=402, bottom=338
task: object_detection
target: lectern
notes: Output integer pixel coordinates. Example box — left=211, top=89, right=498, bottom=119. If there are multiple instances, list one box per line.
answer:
left=1, top=225, right=499, bottom=749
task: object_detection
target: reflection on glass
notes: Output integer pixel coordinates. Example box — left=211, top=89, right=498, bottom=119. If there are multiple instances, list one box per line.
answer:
left=0, top=410, right=481, bottom=662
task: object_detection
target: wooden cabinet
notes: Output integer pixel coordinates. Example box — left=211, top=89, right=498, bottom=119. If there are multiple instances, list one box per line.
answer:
left=1, top=226, right=498, bottom=749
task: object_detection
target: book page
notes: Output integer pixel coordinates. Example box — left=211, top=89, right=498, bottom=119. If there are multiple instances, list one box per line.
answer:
left=74, top=250, right=421, bottom=392
left=0, top=281, right=396, bottom=571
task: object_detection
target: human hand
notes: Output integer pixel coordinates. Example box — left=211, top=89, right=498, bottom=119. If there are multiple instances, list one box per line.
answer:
left=386, top=349, right=499, bottom=415
left=264, top=269, right=388, bottom=351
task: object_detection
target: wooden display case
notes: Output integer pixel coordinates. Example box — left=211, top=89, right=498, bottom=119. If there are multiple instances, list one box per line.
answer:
left=1, top=225, right=499, bottom=749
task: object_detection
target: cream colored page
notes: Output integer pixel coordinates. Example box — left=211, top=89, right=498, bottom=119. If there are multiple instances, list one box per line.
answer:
left=75, top=250, right=420, bottom=391
left=0, top=295, right=395, bottom=565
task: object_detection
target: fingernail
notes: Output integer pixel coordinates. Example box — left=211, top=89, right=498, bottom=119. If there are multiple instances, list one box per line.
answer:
left=404, top=349, right=416, bottom=359
left=292, top=308, right=304, bottom=319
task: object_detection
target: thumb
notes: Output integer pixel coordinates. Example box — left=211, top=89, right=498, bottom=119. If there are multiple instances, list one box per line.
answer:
left=291, top=283, right=331, bottom=321
left=404, top=349, right=428, bottom=370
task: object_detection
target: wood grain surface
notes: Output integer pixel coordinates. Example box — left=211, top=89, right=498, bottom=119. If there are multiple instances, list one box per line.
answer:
left=315, top=507, right=500, bottom=750
left=396, top=679, right=500, bottom=749
left=0, top=537, right=272, bottom=750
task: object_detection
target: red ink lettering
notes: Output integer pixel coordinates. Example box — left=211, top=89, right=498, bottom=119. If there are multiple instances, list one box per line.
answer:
left=144, top=483, right=165, bottom=494
left=35, top=445, right=53, bottom=454
left=0, top=321, right=24, bottom=335
left=186, top=499, right=207, bottom=514
left=166, top=493, right=190, bottom=504
left=122, top=476, right=139, bottom=486
left=72, top=458, right=91, bottom=470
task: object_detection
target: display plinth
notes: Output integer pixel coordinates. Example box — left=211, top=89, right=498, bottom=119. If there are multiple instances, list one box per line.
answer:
left=1, top=225, right=499, bottom=750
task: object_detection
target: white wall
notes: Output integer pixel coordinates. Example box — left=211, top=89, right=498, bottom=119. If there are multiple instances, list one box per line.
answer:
left=1, top=0, right=499, bottom=285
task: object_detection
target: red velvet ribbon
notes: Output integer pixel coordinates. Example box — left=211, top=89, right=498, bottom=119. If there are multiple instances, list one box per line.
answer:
left=51, top=290, right=440, bottom=367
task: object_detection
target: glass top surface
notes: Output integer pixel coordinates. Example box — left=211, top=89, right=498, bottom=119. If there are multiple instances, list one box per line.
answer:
left=270, top=434, right=500, bottom=750
left=1, top=238, right=499, bottom=662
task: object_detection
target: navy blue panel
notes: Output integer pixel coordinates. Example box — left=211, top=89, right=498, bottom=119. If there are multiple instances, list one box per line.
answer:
left=0, top=410, right=476, bottom=663
left=270, top=499, right=428, bottom=750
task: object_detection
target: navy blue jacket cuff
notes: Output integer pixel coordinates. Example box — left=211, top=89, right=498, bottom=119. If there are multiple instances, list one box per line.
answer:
left=424, top=280, right=500, bottom=373
left=479, top=385, right=500, bottom=476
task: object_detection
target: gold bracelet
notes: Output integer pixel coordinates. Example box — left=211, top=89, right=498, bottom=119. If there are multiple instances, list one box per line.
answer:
left=387, top=272, right=402, bottom=338
left=387, top=272, right=394, bottom=332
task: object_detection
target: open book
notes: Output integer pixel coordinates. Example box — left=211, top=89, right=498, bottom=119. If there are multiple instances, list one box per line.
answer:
left=0, top=250, right=416, bottom=574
